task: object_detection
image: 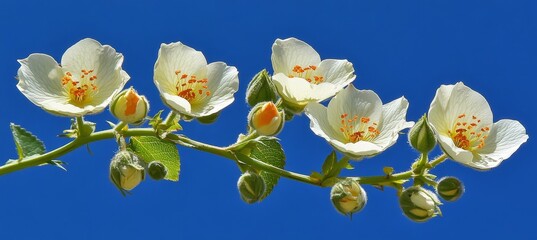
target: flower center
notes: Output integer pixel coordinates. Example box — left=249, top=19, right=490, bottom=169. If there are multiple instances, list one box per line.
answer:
left=61, top=69, right=98, bottom=106
left=174, top=70, right=211, bottom=103
left=339, top=113, right=380, bottom=143
left=448, top=114, right=490, bottom=151
left=288, top=65, right=324, bottom=84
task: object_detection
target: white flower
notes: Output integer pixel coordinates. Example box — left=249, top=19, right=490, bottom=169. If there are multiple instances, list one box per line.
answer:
left=17, top=38, right=130, bottom=117
left=154, top=42, right=239, bottom=118
left=305, top=84, right=413, bottom=160
left=271, top=38, right=355, bottom=111
left=428, top=82, right=528, bottom=170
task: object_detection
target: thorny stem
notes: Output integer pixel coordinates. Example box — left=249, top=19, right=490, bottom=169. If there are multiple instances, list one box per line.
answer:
left=0, top=126, right=449, bottom=189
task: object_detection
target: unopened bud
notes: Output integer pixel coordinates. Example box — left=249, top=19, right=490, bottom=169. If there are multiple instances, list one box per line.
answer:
left=110, top=87, right=149, bottom=125
left=248, top=102, right=284, bottom=136
left=148, top=161, right=168, bottom=180
left=109, top=151, right=145, bottom=195
left=408, top=115, right=436, bottom=153
left=245, top=69, right=278, bottom=107
left=237, top=171, right=266, bottom=204
left=330, top=179, right=367, bottom=216
left=400, top=186, right=442, bottom=222
left=436, top=177, right=464, bottom=202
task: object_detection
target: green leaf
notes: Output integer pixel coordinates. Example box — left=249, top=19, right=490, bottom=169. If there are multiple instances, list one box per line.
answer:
left=149, top=110, right=164, bottom=129
left=246, top=139, right=286, bottom=200
left=321, top=151, right=336, bottom=176
left=150, top=111, right=183, bottom=139
left=10, top=123, right=45, bottom=159
left=129, top=136, right=180, bottom=181
left=310, top=171, right=323, bottom=180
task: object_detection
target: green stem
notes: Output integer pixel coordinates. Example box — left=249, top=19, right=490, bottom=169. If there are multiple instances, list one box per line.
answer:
left=76, top=117, right=85, bottom=137
left=357, top=170, right=413, bottom=185
left=0, top=125, right=445, bottom=190
left=114, top=121, right=127, bottom=132
left=163, top=111, right=178, bottom=126
left=428, top=154, right=448, bottom=168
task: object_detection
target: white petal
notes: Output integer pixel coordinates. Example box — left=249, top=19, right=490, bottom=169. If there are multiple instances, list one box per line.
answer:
left=327, top=85, right=382, bottom=134
left=317, top=59, right=355, bottom=89
left=161, top=92, right=192, bottom=115
left=272, top=73, right=318, bottom=106
left=17, top=54, right=65, bottom=100
left=471, top=120, right=528, bottom=170
left=191, top=62, right=239, bottom=117
left=304, top=102, right=345, bottom=142
left=429, top=82, right=492, bottom=134
left=61, top=38, right=103, bottom=73
left=16, top=54, right=87, bottom=116
left=437, top=134, right=474, bottom=165
left=154, top=42, right=208, bottom=95
left=90, top=48, right=129, bottom=107
left=330, top=140, right=384, bottom=160
left=375, top=97, right=413, bottom=148
left=271, top=38, right=321, bottom=75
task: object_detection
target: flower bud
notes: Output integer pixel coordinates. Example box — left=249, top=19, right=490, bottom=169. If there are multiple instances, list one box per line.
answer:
left=399, top=186, right=442, bottom=222
left=408, top=115, right=437, bottom=153
left=109, top=151, right=145, bottom=195
left=436, top=177, right=464, bottom=202
left=245, top=69, right=278, bottom=107
left=330, top=179, right=367, bottom=216
left=110, top=87, right=149, bottom=125
left=147, top=161, right=168, bottom=180
left=237, top=171, right=266, bottom=204
left=248, top=101, right=284, bottom=136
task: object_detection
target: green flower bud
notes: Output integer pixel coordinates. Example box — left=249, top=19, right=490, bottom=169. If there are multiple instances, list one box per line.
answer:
left=436, top=177, right=464, bottom=202
left=330, top=179, right=367, bottom=216
left=400, top=186, right=442, bottom=222
left=109, top=151, right=145, bottom=195
left=248, top=102, right=285, bottom=136
left=147, top=161, right=168, bottom=180
left=110, top=87, right=149, bottom=125
left=408, top=115, right=437, bottom=153
left=245, top=69, right=278, bottom=107
left=237, top=171, right=266, bottom=204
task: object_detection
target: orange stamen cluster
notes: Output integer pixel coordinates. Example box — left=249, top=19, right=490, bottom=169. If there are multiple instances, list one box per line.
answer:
left=61, top=69, right=98, bottom=104
left=288, top=65, right=324, bottom=84
left=339, top=113, right=380, bottom=143
left=448, top=114, right=490, bottom=151
left=174, top=70, right=210, bottom=102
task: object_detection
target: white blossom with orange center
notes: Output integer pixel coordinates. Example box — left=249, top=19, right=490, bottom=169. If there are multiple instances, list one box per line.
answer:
left=428, top=82, right=528, bottom=170
left=305, top=85, right=413, bottom=160
left=154, top=42, right=239, bottom=118
left=16, top=38, right=129, bottom=117
left=271, top=38, right=356, bottom=111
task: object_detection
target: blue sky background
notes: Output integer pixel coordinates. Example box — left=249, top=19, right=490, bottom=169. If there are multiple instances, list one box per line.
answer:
left=1, top=0, right=536, bottom=239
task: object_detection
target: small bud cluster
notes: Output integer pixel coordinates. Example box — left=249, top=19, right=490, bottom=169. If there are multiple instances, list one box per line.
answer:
left=237, top=171, right=266, bottom=204
left=399, top=186, right=442, bottom=222
left=110, top=87, right=149, bottom=125
left=248, top=102, right=285, bottom=136
left=330, top=179, right=367, bottom=216
left=109, top=150, right=145, bottom=195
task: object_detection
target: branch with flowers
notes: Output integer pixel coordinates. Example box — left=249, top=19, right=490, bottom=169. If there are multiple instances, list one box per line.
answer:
left=2, top=38, right=528, bottom=222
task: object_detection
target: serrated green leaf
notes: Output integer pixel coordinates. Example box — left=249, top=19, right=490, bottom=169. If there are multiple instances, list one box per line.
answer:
left=10, top=123, right=45, bottom=159
left=321, top=151, right=336, bottom=176
left=129, top=136, right=180, bottom=181
left=246, top=139, right=285, bottom=200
